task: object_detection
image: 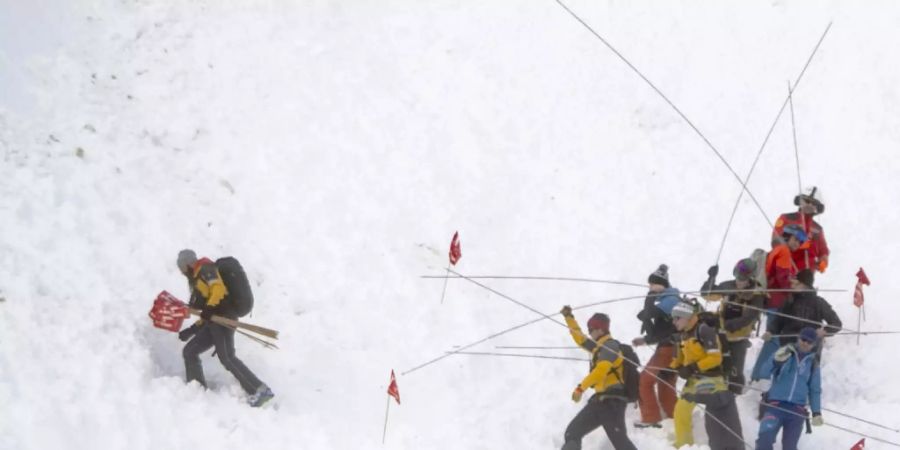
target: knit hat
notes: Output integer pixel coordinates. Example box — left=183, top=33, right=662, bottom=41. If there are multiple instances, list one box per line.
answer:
left=796, top=269, right=815, bottom=288
left=798, top=326, right=818, bottom=343
left=648, top=264, right=670, bottom=288
left=176, top=249, right=197, bottom=274
left=733, top=258, right=757, bottom=281
left=670, top=301, right=696, bottom=319
left=587, top=313, right=610, bottom=334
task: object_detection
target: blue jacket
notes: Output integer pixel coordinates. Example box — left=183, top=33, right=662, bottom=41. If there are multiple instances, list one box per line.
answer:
left=761, top=344, right=822, bottom=413
left=637, top=287, right=681, bottom=346
left=655, top=287, right=681, bottom=315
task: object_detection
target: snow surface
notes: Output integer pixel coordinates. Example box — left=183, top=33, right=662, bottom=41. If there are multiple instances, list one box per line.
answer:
left=1, top=1, right=899, bottom=449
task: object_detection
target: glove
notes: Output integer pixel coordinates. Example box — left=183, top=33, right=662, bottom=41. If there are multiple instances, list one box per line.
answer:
left=632, top=337, right=646, bottom=347
left=200, top=308, right=215, bottom=321
left=677, top=364, right=697, bottom=380
left=811, top=413, right=824, bottom=426
left=817, top=259, right=828, bottom=273
left=774, top=346, right=791, bottom=363
left=560, top=305, right=573, bottom=318
left=707, top=265, right=719, bottom=278
left=762, top=332, right=773, bottom=342
left=571, top=386, right=584, bottom=403
left=681, top=392, right=698, bottom=403
left=178, top=324, right=198, bottom=342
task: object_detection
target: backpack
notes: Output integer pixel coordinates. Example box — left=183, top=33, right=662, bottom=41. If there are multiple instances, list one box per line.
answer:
left=215, top=257, right=254, bottom=318
left=697, top=311, right=733, bottom=380
left=616, top=342, right=641, bottom=403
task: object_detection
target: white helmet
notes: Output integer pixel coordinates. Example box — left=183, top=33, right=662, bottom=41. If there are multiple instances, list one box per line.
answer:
left=793, top=186, right=825, bottom=214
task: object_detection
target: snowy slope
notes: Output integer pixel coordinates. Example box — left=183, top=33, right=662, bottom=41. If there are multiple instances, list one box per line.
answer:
left=2, top=1, right=900, bottom=449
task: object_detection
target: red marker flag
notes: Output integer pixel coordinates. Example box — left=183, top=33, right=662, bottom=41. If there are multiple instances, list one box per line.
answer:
left=449, top=231, right=462, bottom=266
left=387, top=370, right=401, bottom=405
left=850, top=438, right=866, bottom=450
left=854, top=268, right=870, bottom=308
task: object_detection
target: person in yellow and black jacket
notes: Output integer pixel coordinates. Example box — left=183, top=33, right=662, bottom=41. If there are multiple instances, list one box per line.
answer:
left=559, top=306, right=637, bottom=450
left=670, top=300, right=744, bottom=450
left=176, top=249, right=274, bottom=407
left=700, top=257, right=764, bottom=395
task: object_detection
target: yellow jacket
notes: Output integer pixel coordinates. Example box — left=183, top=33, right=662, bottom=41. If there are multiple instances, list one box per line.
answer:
left=188, top=258, right=228, bottom=309
left=565, top=315, right=624, bottom=393
left=670, top=319, right=723, bottom=374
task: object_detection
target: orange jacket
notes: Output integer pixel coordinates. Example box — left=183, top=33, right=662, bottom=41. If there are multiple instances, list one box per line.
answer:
left=766, top=245, right=795, bottom=309
left=772, top=212, right=829, bottom=271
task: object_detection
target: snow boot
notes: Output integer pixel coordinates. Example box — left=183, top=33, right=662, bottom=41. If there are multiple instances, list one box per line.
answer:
left=248, top=384, right=274, bottom=407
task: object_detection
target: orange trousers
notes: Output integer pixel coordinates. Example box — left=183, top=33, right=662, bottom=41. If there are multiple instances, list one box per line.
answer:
left=638, top=344, right=678, bottom=423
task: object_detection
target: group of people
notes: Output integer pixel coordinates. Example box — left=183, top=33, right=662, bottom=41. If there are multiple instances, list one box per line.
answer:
left=559, top=187, right=844, bottom=450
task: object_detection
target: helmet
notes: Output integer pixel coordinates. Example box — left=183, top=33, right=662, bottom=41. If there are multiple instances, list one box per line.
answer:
left=793, top=186, right=825, bottom=214
left=782, top=224, right=808, bottom=243
left=176, top=249, right=197, bottom=274
left=670, top=301, right=696, bottom=319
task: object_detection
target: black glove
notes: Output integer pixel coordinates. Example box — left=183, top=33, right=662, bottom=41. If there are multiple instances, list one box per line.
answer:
left=200, top=308, right=215, bottom=321
left=677, top=364, right=698, bottom=380
left=681, top=391, right=698, bottom=403
left=178, top=324, right=198, bottom=342
left=560, top=305, right=573, bottom=318
left=707, top=265, right=719, bottom=278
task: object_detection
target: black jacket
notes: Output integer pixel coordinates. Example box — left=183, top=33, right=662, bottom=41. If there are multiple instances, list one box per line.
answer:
left=770, top=290, right=842, bottom=343
left=637, top=291, right=677, bottom=346
left=700, top=279, right=765, bottom=338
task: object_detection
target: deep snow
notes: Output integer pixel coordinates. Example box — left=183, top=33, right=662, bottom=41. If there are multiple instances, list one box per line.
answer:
left=2, top=1, right=900, bottom=449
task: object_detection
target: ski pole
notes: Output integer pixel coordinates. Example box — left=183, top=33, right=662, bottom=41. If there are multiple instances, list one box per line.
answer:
left=712, top=22, right=832, bottom=264
left=450, top=351, right=588, bottom=362
left=787, top=81, right=813, bottom=270
left=421, top=274, right=647, bottom=288
left=736, top=381, right=900, bottom=433
left=495, top=345, right=580, bottom=350
left=553, top=0, right=775, bottom=230
left=402, top=278, right=667, bottom=375
left=716, top=297, right=855, bottom=334
left=234, top=328, right=278, bottom=349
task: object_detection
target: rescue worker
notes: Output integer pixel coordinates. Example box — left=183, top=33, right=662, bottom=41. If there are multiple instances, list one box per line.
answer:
left=176, top=249, right=274, bottom=407
left=700, top=257, right=764, bottom=394
left=751, top=224, right=807, bottom=382
left=631, top=264, right=679, bottom=428
left=766, top=269, right=842, bottom=346
left=755, top=326, right=824, bottom=450
left=772, top=186, right=830, bottom=273
left=670, top=301, right=744, bottom=450
left=560, top=306, right=637, bottom=450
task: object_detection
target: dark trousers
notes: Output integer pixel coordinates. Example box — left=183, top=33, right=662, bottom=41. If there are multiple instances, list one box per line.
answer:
left=183, top=322, right=264, bottom=394
left=756, top=403, right=806, bottom=450
left=692, top=390, right=744, bottom=450
left=727, top=340, right=750, bottom=395
left=561, top=396, right=636, bottom=450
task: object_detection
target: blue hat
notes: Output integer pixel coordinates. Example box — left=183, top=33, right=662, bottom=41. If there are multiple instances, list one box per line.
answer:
left=798, top=327, right=818, bottom=343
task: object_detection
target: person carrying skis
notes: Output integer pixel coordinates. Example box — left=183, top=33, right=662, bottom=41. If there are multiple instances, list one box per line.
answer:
left=772, top=186, right=830, bottom=273
left=560, top=306, right=637, bottom=450
left=755, top=326, right=823, bottom=450
left=670, top=300, right=743, bottom=450
left=700, top=257, right=764, bottom=394
left=750, top=224, right=807, bottom=382
left=175, top=249, right=274, bottom=407
left=765, top=269, right=842, bottom=347
left=631, top=264, right=680, bottom=428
